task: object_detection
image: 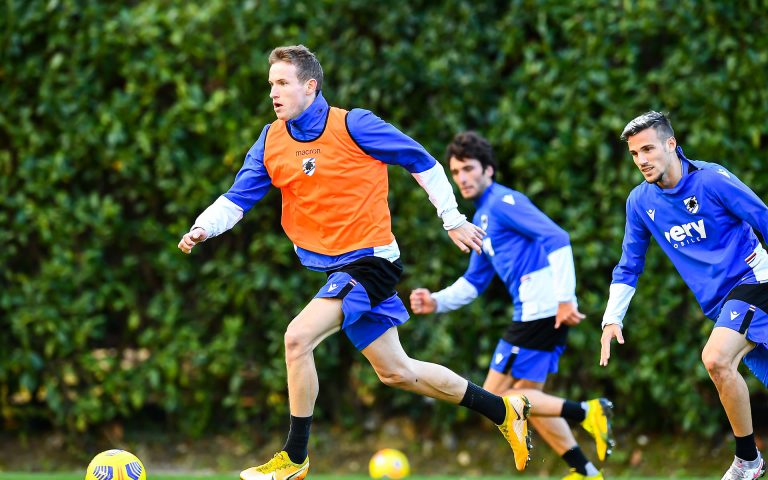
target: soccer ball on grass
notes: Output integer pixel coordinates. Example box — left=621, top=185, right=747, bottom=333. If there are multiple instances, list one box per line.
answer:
left=369, top=448, right=410, bottom=479
left=85, top=449, right=146, bottom=480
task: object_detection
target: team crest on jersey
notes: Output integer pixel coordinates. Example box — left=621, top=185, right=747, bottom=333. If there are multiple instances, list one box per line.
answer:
left=683, top=195, right=699, bottom=214
left=302, top=157, right=316, bottom=176
left=480, top=214, right=489, bottom=231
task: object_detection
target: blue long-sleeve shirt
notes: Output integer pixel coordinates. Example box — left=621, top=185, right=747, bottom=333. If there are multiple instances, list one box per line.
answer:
left=433, top=182, right=576, bottom=322
left=609, top=147, right=768, bottom=321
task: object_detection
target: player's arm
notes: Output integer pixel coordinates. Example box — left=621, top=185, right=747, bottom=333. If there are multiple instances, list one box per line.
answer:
left=492, top=194, right=583, bottom=327
left=346, top=109, right=484, bottom=253
left=411, top=251, right=495, bottom=314
left=600, top=194, right=651, bottom=365
left=178, top=126, right=273, bottom=254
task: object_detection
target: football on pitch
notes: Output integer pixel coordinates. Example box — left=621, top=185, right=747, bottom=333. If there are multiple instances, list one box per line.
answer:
left=84, top=449, right=146, bottom=480
left=369, top=448, right=410, bottom=479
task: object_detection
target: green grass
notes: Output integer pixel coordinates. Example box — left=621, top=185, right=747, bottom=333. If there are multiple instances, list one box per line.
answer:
left=0, top=475, right=722, bottom=480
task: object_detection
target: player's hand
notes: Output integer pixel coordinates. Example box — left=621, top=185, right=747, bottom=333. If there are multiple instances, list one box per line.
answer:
left=555, top=302, right=586, bottom=328
left=447, top=221, right=485, bottom=254
left=410, top=288, right=437, bottom=314
left=178, top=227, right=208, bottom=254
left=600, top=323, right=625, bottom=366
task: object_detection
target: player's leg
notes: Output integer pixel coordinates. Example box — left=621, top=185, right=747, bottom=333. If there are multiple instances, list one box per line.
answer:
left=710, top=285, right=768, bottom=479
left=360, top=325, right=532, bottom=471
left=482, top=368, right=516, bottom=394
left=240, top=297, right=343, bottom=480
left=703, top=327, right=765, bottom=479
left=491, top=342, right=614, bottom=463
left=362, top=325, right=467, bottom=401
left=491, top=341, right=610, bottom=475
left=513, top=379, right=601, bottom=479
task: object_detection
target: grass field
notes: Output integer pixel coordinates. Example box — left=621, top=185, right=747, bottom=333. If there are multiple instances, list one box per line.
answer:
left=0, top=475, right=723, bottom=480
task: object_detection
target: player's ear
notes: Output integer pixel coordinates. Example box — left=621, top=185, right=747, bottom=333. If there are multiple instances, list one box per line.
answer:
left=484, top=164, right=495, bottom=178
left=666, top=135, right=677, bottom=151
left=305, top=78, right=317, bottom=95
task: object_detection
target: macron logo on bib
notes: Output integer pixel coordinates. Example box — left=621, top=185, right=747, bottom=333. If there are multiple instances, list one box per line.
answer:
left=663, top=219, right=706, bottom=248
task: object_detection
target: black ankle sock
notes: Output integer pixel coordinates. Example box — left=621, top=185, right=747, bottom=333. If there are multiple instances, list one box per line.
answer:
left=283, top=415, right=312, bottom=464
left=562, top=446, right=589, bottom=475
left=459, top=381, right=506, bottom=425
left=561, top=400, right=586, bottom=422
left=735, top=433, right=758, bottom=461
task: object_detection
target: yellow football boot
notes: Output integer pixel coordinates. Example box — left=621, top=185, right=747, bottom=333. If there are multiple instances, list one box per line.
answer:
left=497, top=394, right=532, bottom=471
left=240, top=451, right=309, bottom=480
left=581, top=398, right=614, bottom=461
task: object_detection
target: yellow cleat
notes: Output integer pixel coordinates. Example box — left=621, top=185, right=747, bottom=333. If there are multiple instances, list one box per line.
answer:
left=581, top=398, right=614, bottom=461
left=240, top=451, right=309, bottom=480
left=497, top=394, right=532, bottom=471
left=562, top=469, right=605, bottom=480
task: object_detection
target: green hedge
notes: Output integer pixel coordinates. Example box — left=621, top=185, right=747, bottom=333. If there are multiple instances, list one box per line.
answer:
left=2, top=0, right=767, bottom=439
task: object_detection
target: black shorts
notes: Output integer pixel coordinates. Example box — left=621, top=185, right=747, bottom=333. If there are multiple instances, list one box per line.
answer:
left=326, top=256, right=403, bottom=308
left=502, top=316, right=569, bottom=352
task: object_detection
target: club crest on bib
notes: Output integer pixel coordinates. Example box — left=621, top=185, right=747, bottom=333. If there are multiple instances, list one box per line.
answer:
left=302, top=157, right=316, bottom=176
left=683, top=195, right=699, bottom=214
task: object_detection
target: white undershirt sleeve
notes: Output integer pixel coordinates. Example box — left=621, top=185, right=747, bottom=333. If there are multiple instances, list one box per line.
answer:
left=546, top=245, right=577, bottom=303
left=191, top=195, right=244, bottom=239
left=431, top=277, right=479, bottom=313
left=602, top=283, right=636, bottom=329
left=412, top=163, right=467, bottom=230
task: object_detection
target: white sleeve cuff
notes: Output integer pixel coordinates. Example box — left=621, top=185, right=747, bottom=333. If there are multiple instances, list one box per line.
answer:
left=192, top=195, right=244, bottom=239
left=602, top=283, right=636, bottom=329
left=441, top=208, right=467, bottom=230
left=546, top=245, right=577, bottom=303
left=412, top=163, right=466, bottom=230
left=432, top=277, right=479, bottom=313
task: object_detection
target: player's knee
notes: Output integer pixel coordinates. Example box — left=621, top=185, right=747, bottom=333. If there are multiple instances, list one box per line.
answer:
left=375, top=365, right=416, bottom=389
left=284, top=329, right=311, bottom=363
left=701, top=348, right=731, bottom=376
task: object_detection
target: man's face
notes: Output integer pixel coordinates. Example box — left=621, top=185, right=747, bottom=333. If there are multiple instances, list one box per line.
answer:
left=268, top=61, right=315, bottom=121
left=449, top=156, right=493, bottom=200
left=627, top=127, right=677, bottom=185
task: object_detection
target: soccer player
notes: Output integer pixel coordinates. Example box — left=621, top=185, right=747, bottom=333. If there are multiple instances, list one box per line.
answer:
left=410, top=131, right=613, bottom=480
left=178, top=45, right=533, bottom=479
left=600, top=111, right=768, bottom=480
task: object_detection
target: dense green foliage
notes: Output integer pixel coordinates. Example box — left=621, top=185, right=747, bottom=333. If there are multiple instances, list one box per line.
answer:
left=2, top=0, right=767, bottom=441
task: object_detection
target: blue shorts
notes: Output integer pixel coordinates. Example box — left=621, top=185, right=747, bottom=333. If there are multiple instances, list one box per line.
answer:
left=314, top=270, right=409, bottom=351
left=489, top=338, right=566, bottom=383
left=715, top=282, right=768, bottom=387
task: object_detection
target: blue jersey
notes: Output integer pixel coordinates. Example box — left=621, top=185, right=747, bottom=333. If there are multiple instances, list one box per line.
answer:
left=459, top=183, right=573, bottom=321
left=611, top=147, right=768, bottom=320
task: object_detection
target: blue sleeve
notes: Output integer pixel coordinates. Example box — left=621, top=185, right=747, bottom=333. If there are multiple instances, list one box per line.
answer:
left=346, top=108, right=436, bottom=173
left=494, top=193, right=571, bottom=253
left=223, top=125, right=272, bottom=213
left=711, top=171, right=768, bottom=240
left=463, top=250, right=496, bottom=294
left=611, top=193, right=651, bottom=287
